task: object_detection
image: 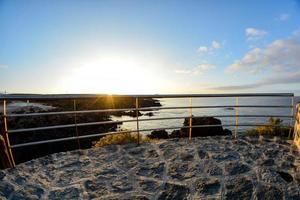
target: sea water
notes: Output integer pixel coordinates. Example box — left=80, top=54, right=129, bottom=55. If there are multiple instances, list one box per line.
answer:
left=112, top=96, right=300, bottom=133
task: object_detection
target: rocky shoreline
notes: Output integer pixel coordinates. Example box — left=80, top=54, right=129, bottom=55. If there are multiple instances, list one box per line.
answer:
left=1, top=136, right=300, bottom=199
left=0, top=97, right=161, bottom=165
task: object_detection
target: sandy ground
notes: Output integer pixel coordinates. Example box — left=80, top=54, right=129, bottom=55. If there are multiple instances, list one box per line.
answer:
left=1, top=136, right=300, bottom=199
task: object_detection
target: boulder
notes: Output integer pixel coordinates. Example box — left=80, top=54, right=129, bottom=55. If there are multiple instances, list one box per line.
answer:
left=144, top=112, right=154, bottom=117
left=169, top=117, right=233, bottom=138
left=148, top=129, right=169, bottom=139
left=182, top=116, right=225, bottom=137
left=169, top=117, right=231, bottom=138
left=125, top=110, right=142, bottom=117
left=169, top=129, right=188, bottom=138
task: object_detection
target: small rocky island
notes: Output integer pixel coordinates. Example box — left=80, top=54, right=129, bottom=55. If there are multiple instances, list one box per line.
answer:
left=1, top=136, right=300, bottom=199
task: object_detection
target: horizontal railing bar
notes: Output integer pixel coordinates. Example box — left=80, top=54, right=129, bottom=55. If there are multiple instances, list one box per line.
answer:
left=0, top=93, right=294, bottom=100
left=6, top=108, right=138, bottom=117
left=11, top=123, right=293, bottom=148
left=5, top=105, right=293, bottom=117
left=7, top=114, right=294, bottom=133
left=7, top=120, right=134, bottom=133
left=10, top=131, right=121, bottom=148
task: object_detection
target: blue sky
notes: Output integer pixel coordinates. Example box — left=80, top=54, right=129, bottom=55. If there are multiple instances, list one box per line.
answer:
left=0, top=0, right=300, bottom=94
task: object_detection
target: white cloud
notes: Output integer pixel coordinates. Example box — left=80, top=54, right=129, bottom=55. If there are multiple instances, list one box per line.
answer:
left=197, top=41, right=221, bottom=55
left=226, top=38, right=300, bottom=73
left=175, top=63, right=215, bottom=75
left=197, top=46, right=208, bottom=54
left=277, top=13, right=290, bottom=21
left=210, top=72, right=300, bottom=91
left=245, top=28, right=267, bottom=40
left=212, top=41, right=221, bottom=49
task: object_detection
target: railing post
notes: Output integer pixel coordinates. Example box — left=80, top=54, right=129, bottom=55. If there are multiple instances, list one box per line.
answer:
left=293, top=104, right=300, bottom=148
left=288, top=95, right=294, bottom=139
left=2, top=100, right=15, bottom=167
left=73, top=99, right=80, bottom=149
left=189, top=98, right=192, bottom=140
left=234, top=97, right=239, bottom=138
left=135, top=97, right=140, bottom=145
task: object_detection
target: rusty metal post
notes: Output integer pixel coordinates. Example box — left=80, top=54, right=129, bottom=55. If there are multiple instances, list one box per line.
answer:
left=3, top=100, right=15, bottom=167
left=73, top=99, right=81, bottom=149
left=294, top=104, right=300, bottom=148
left=189, top=98, right=192, bottom=140
left=234, top=97, right=239, bottom=139
left=288, top=96, right=294, bottom=139
left=136, top=97, right=140, bottom=145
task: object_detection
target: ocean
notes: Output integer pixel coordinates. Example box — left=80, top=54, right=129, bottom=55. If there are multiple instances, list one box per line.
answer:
left=1, top=96, right=299, bottom=134
left=112, top=96, right=300, bottom=134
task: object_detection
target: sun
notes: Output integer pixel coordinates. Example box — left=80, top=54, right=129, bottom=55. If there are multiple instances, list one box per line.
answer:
left=59, top=55, right=162, bottom=94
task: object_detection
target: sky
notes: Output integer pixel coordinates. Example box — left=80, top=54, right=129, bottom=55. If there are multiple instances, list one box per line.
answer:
left=0, top=0, right=300, bottom=95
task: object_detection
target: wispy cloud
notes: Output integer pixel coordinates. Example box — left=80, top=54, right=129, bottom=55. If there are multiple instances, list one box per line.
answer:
left=226, top=37, right=300, bottom=73
left=197, top=46, right=208, bottom=54
left=175, top=63, right=215, bottom=75
left=277, top=13, right=290, bottom=21
left=210, top=72, right=300, bottom=91
left=0, top=64, right=8, bottom=69
left=212, top=41, right=221, bottom=49
left=245, top=28, right=267, bottom=40
left=293, top=28, right=300, bottom=37
left=197, top=40, right=221, bottom=55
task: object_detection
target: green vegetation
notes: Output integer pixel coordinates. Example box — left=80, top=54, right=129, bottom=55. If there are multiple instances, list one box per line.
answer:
left=245, top=117, right=293, bottom=137
left=93, top=132, right=154, bottom=148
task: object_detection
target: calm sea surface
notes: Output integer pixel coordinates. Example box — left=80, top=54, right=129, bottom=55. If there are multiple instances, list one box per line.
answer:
left=112, top=96, right=300, bottom=133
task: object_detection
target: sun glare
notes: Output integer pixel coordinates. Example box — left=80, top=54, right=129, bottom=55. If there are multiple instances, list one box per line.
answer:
left=60, top=55, right=162, bottom=94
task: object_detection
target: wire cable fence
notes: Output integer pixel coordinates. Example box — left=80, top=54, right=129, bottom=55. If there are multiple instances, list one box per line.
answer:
left=0, top=93, right=295, bottom=167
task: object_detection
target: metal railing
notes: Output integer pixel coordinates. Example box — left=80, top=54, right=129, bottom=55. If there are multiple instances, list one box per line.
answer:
left=0, top=93, right=295, bottom=167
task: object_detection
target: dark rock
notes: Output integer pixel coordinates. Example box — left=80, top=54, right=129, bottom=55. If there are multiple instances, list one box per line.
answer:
left=10, top=190, right=36, bottom=200
left=104, top=195, right=149, bottom=200
left=225, top=162, right=251, bottom=175
left=223, top=128, right=233, bottom=135
left=144, top=112, right=154, bottom=117
left=137, top=162, right=164, bottom=178
left=115, top=156, right=137, bottom=169
left=124, top=110, right=142, bottom=117
left=259, top=168, right=286, bottom=184
left=180, top=152, right=194, bottom=161
left=84, top=179, right=110, bottom=197
left=23, top=184, right=44, bottom=198
left=206, top=165, right=223, bottom=176
left=195, top=178, right=221, bottom=195
left=148, top=129, right=169, bottom=139
left=139, top=98, right=161, bottom=107
left=48, top=187, right=80, bottom=200
left=181, top=117, right=227, bottom=137
left=112, top=176, right=133, bottom=192
left=212, top=151, right=240, bottom=162
left=264, top=148, right=280, bottom=157
left=158, top=183, right=189, bottom=200
left=168, top=162, right=198, bottom=181
left=0, top=181, right=14, bottom=198
left=0, top=171, right=5, bottom=180
left=169, top=129, right=188, bottom=138
left=255, top=184, right=283, bottom=200
left=224, top=176, right=253, bottom=200
left=260, top=158, right=275, bottom=166
left=140, top=180, right=160, bottom=192
left=198, top=149, right=209, bottom=159
left=277, top=171, right=293, bottom=183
